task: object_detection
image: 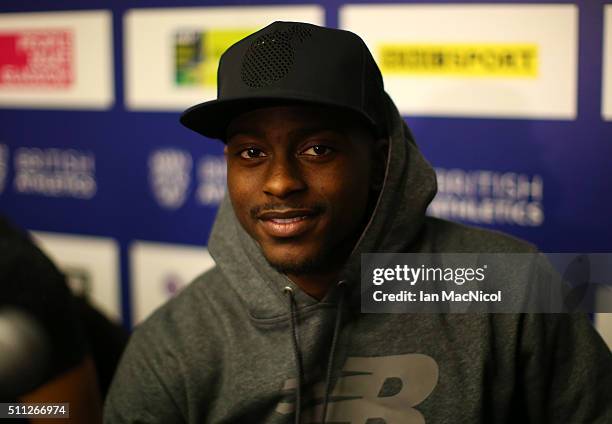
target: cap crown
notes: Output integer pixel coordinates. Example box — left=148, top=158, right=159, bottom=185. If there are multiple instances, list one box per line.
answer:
left=181, top=21, right=386, bottom=139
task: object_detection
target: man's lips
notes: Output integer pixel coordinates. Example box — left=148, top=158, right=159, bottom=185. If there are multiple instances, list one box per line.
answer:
left=257, top=209, right=319, bottom=238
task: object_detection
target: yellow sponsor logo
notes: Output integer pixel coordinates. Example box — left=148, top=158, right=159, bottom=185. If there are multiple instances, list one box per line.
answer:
left=378, top=43, right=538, bottom=78
left=175, top=28, right=254, bottom=87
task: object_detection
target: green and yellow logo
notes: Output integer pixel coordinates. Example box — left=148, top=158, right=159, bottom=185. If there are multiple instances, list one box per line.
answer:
left=175, top=28, right=254, bottom=87
left=378, top=43, right=539, bottom=78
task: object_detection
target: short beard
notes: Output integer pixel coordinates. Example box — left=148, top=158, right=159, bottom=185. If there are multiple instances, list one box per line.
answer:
left=265, top=248, right=334, bottom=275
left=263, top=235, right=356, bottom=276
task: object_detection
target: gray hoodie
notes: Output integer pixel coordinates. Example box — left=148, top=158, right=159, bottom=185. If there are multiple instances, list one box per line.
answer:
left=104, top=95, right=611, bottom=423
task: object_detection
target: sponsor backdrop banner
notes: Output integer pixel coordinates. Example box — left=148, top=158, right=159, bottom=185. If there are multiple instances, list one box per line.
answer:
left=31, top=231, right=121, bottom=320
left=125, top=6, right=323, bottom=110
left=0, top=10, right=114, bottom=109
left=341, top=4, right=578, bottom=119
left=129, top=240, right=214, bottom=324
left=0, top=1, right=610, bottom=346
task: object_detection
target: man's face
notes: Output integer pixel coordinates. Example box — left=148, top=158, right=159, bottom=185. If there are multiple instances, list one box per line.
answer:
left=225, top=105, right=379, bottom=275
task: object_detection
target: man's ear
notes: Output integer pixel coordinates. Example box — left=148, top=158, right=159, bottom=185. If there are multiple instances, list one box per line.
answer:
left=370, top=137, right=389, bottom=191
left=223, top=145, right=228, bottom=156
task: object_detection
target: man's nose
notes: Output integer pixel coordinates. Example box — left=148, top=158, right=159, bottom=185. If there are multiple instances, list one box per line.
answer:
left=262, top=156, right=306, bottom=199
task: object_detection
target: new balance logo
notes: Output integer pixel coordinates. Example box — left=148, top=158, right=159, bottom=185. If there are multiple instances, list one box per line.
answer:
left=276, top=353, right=439, bottom=423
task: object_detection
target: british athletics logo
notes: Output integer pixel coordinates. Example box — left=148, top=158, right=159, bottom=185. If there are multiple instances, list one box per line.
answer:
left=0, top=30, right=74, bottom=87
left=148, top=148, right=193, bottom=210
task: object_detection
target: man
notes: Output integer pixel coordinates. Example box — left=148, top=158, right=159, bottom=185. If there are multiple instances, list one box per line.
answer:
left=105, top=22, right=611, bottom=423
left=0, top=216, right=103, bottom=423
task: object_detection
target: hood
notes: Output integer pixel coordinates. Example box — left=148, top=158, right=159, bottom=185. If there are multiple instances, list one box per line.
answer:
left=207, top=93, right=437, bottom=319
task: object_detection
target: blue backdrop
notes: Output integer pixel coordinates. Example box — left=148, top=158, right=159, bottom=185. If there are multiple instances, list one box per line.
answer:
left=1, top=0, right=611, bottom=328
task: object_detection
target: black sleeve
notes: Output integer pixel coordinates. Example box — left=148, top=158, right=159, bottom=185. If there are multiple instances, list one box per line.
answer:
left=73, top=295, right=129, bottom=398
left=0, top=216, right=89, bottom=392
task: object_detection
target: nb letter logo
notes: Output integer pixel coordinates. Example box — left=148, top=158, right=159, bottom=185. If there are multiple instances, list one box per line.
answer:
left=276, top=353, right=439, bottom=423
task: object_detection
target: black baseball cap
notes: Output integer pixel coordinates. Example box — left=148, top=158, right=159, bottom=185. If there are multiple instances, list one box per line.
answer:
left=180, top=21, right=387, bottom=141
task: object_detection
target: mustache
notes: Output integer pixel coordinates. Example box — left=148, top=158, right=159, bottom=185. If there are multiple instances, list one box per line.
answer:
left=250, top=202, right=326, bottom=219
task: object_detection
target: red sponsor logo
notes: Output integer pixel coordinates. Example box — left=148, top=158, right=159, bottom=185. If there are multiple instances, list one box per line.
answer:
left=0, top=30, right=73, bottom=87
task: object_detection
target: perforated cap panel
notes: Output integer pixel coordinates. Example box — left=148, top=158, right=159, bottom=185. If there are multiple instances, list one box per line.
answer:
left=241, top=25, right=312, bottom=88
left=181, top=22, right=387, bottom=140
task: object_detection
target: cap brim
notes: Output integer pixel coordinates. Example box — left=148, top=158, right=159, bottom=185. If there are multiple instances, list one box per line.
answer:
left=180, top=95, right=379, bottom=142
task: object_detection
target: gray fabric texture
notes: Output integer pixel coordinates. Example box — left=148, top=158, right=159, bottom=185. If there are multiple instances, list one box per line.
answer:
left=104, top=94, right=611, bottom=423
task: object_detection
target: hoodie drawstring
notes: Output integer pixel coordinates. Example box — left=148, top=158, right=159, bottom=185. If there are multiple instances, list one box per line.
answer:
left=284, top=286, right=303, bottom=424
left=321, top=280, right=346, bottom=424
left=284, top=281, right=347, bottom=424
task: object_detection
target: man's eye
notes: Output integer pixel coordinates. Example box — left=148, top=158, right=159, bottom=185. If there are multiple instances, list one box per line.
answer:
left=239, top=148, right=266, bottom=159
left=301, top=145, right=332, bottom=156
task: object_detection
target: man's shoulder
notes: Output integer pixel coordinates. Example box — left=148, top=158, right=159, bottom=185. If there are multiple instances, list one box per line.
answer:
left=105, top=266, right=230, bottom=421
left=421, top=216, right=538, bottom=253
left=134, top=265, right=228, bottom=342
